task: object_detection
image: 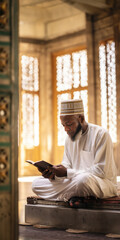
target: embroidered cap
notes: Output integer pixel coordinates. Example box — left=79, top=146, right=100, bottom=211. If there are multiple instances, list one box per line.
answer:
left=60, top=99, right=84, bottom=116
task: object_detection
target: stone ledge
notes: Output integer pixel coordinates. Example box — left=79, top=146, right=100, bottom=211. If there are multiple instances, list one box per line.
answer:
left=25, top=204, right=120, bottom=234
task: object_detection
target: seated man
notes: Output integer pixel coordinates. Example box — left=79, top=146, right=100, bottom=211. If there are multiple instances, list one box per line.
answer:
left=32, top=99, right=118, bottom=207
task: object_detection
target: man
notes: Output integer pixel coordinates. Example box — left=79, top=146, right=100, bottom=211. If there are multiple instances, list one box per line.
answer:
left=32, top=99, right=117, bottom=207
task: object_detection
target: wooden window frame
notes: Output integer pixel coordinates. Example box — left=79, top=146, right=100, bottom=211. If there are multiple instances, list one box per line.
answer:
left=52, top=46, right=88, bottom=164
left=19, top=53, right=41, bottom=176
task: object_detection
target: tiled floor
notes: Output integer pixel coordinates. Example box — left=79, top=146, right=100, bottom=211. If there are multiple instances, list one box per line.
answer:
left=19, top=225, right=118, bottom=240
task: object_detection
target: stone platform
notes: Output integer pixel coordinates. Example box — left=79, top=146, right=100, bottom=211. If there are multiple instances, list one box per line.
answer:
left=25, top=196, right=120, bottom=234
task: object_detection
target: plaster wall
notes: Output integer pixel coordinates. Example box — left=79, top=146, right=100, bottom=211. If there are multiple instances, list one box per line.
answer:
left=19, top=13, right=86, bottom=40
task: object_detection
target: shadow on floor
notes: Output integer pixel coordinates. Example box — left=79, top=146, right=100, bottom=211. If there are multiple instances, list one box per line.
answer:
left=19, top=225, right=117, bottom=240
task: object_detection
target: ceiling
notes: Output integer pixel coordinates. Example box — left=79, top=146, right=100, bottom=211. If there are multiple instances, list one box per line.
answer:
left=19, top=0, right=114, bottom=40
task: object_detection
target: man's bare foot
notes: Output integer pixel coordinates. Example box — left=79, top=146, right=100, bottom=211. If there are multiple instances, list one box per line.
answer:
left=68, top=196, right=84, bottom=208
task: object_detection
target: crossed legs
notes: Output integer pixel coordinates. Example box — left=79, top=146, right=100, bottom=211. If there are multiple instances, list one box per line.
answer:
left=32, top=172, right=104, bottom=202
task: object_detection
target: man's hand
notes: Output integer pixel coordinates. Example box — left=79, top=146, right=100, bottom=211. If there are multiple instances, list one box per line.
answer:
left=41, top=164, right=67, bottom=179
left=42, top=169, right=55, bottom=180
left=50, top=164, right=67, bottom=177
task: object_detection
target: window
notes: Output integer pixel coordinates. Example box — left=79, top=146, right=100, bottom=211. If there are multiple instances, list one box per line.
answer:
left=99, top=40, right=117, bottom=143
left=21, top=55, right=39, bottom=148
left=56, top=49, right=88, bottom=146
left=19, top=55, right=40, bottom=175
left=53, top=47, right=88, bottom=163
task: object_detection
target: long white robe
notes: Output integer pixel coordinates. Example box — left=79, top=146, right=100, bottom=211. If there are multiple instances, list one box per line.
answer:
left=32, top=123, right=117, bottom=201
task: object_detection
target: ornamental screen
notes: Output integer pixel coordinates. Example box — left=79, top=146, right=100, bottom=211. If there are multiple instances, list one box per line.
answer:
left=21, top=55, right=39, bottom=148
left=99, top=40, right=117, bottom=143
left=56, top=49, right=88, bottom=146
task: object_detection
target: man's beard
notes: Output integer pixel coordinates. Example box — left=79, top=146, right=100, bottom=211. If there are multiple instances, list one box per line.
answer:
left=71, top=123, right=82, bottom=141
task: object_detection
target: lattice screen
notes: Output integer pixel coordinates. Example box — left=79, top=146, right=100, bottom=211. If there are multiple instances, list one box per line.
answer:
left=99, top=40, right=117, bottom=143
left=56, top=49, right=88, bottom=146
left=21, top=55, right=39, bottom=149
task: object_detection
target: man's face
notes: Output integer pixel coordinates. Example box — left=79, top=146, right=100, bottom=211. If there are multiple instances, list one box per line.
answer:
left=60, top=115, right=82, bottom=141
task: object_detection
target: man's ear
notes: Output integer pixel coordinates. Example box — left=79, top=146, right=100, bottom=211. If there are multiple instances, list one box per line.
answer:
left=78, top=114, right=84, bottom=124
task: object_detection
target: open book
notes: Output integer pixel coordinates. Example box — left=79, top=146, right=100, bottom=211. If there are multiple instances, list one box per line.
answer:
left=26, top=160, right=53, bottom=173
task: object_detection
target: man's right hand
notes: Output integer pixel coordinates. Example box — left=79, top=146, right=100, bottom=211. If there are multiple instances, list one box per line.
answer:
left=42, top=169, right=55, bottom=180
left=41, top=164, right=67, bottom=179
left=51, top=165, right=67, bottom=177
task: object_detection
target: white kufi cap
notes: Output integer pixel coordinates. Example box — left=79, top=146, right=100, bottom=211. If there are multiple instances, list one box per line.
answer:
left=60, top=99, right=84, bottom=116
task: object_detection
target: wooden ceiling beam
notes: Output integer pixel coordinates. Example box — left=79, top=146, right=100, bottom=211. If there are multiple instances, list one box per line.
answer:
left=62, top=0, right=103, bottom=14
left=62, top=0, right=114, bottom=14
left=66, top=0, right=114, bottom=9
left=62, top=0, right=114, bottom=9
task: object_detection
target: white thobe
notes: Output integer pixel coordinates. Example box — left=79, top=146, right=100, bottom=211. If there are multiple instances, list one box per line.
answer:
left=32, top=123, right=118, bottom=201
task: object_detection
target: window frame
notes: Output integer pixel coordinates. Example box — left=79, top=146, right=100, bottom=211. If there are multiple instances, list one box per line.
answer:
left=19, top=53, right=41, bottom=176
left=52, top=45, right=88, bottom=164
left=99, top=39, right=117, bottom=143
